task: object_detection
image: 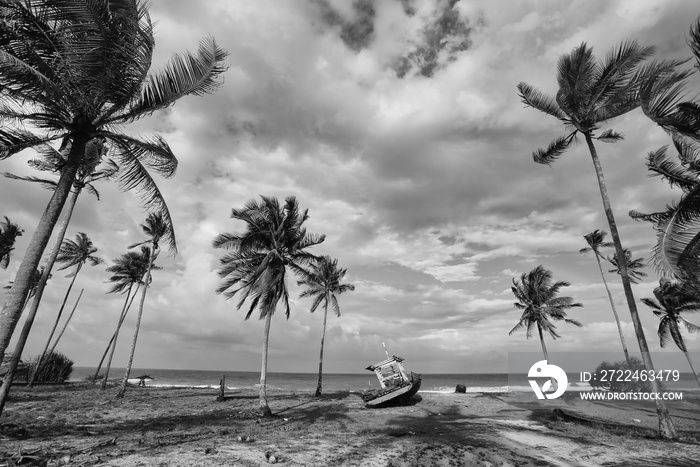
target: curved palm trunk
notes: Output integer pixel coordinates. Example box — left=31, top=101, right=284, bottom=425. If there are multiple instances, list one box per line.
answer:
left=682, top=349, right=700, bottom=389
left=44, top=288, right=83, bottom=361
left=671, top=323, right=700, bottom=389
left=29, top=263, right=83, bottom=386
left=0, top=134, right=86, bottom=366
left=593, top=250, right=631, bottom=364
left=537, top=324, right=549, bottom=361
left=116, top=250, right=155, bottom=399
left=100, top=285, right=138, bottom=389
left=584, top=133, right=677, bottom=439
left=315, top=297, right=329, bottom=398
left=0, top=180, right=84, bottom=416
left=259, top=311, right=273, bottom=416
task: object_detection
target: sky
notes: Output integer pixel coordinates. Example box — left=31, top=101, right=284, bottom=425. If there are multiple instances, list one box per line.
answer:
left=3, top=0, right=700, bottom=376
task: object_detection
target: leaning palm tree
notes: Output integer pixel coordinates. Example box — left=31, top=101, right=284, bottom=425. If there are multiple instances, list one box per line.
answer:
left=116, top=214, right=168, bottom=398
left=642, top=279, right=700, bottom=388
left=509, top=265, right=582, bottom=360
left=98, top=248, right=152, bottom=389
left=0, top=0, right=228, bottom=372
left=518, top=41, right=683, bottom=438
left=608, top=249, right=648, bottom=285
left=29, top=232, right=102, bottom=386
left=213, top=196, right=325, bottom=416
left=297, top=256, right=355, bottom=397
left=580, top=230, right=631, bottom=363
left=0, top=217, right=24, bottom=269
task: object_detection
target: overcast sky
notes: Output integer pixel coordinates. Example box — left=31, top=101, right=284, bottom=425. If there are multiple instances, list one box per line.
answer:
left=3, top=0, right=700, bottom=375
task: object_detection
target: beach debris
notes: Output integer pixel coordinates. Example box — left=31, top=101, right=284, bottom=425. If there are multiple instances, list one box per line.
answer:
left=237, top=435, right=254, bottom=442
left=265, top=451, right=278, bottom=463
left=455, top=384, right=466, bottom=393
left=205, top=447, right=216, bottom=454
left=216, top=374, right=226, bottom=402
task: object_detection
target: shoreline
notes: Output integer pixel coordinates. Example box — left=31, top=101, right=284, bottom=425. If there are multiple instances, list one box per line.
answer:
left=2, top=383, right=700, bottom=466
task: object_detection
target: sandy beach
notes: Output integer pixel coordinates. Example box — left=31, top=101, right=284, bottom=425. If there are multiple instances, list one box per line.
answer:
left=1, top=383, right=699, bottom=466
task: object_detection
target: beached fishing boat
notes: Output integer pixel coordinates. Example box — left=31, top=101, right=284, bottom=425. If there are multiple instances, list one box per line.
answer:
left=361, top=354, right=421, bottom=407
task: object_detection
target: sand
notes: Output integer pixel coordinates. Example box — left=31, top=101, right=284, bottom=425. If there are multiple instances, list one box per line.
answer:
left=1, top=383, right=700, bottom=466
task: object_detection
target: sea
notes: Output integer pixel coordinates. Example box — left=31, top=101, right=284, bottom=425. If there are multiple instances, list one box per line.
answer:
left=69, top=367, right=700, bottom=394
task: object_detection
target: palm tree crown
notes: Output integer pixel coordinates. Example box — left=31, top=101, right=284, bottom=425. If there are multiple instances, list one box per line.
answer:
left=105, top=248, right=152, bottom=295
left=643, top=281, right=700, bottom=349
left=608, top=249, right=648, bottom=284
left=510, top=265, right=582, bottom=341
left=56, top=232, right=103, bottom=275
left=298, top=256, right=355, bottom=316
left=0, top=217, right=23, bottom=269
left=580, top=230, right=614, bottom=258
left=214, top=196, right=326, bottom=319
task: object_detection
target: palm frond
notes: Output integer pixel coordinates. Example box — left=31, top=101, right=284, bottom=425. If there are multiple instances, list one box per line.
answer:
left=532, top=134, right=575, bottom=165
left=516, top=82, right=567, bottom=120
left=596, top=129, right=624, bottom=143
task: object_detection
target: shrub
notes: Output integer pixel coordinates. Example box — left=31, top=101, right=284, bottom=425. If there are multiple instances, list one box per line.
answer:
left=0, top=353, right=28, bottom=382
left=26, top=352, right=73, bottom=383
left=589, top=357, right=654, bottom=392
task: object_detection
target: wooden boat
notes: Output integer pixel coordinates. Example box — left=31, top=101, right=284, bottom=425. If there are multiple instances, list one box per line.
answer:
left=361, top=355, right=421, bottom=407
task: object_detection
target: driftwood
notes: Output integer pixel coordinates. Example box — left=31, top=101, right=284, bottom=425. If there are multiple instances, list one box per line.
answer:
left=216, top=374, right=225, bottom=402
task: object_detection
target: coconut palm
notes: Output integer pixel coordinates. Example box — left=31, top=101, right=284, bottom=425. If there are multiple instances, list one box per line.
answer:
left=642, top=279, right=700, bottom=388
left=509, top=265, right=582, bottom=360
left=116, top=213, right=168, bottom=398
left=0, top=0, right=228, bottom=371
left=0, top=217, right=24, bottom=269
left=98, top=247, right=152, bottom=389
left=29, top=233, right=102, bottom=385
left=517, top=41, right=683, bottom=438
left=297, top=256, right=355, bottom=397
left=608, top=249, right=648, bottom=285
left=580, top=230, right=631, bottom=363
left=213, top=196, right=325, bottom=416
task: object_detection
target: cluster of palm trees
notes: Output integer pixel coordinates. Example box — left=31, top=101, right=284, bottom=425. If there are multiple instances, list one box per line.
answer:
left=516, top=17, right=700, bottom=438
left=0, top=0, right=227, bottom=417
left=212, top=195, right=355, bottom=415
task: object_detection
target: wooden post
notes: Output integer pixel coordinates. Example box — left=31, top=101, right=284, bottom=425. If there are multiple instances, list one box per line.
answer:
left=216, top=374, right=225, bottom=402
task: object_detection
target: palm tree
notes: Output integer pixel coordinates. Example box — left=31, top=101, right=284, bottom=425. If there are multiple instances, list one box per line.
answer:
left=297, top=256, right=355, bottom=397
left=509, top=265, right=582, bottom=360
left=0, top=217, right=24, bottom=269
left=517, top=41, right=682, bottom=438
left=29, top=233, right=102, bottom=385
left=98, top=248, right=151, bottom=389
left=580, top=230, right=631, bottom=363
left=4, top=268, right=47, bottom=314
left=213, top=196, right=325, bottom=416
left=116, top=214, right=168, bottom=398
left=608, top=249, right=648, bottom=284
left=642, top=279, right=700, bottom=388
left=0, top=0, right=228, bottom=370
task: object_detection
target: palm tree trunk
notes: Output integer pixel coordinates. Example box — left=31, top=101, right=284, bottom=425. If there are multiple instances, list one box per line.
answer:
left=315, top=297, right=329, bottom=398
left=100, top=286, right=139, bottom=389
left=593, top=251, right=631, bottom=364
left=537, top=324, right=549, bottom=361
left=0, top=180, right=84, bottom=416
left=116, top=249, right=155, bottom=399
left=259, top=310, right=273, bottom=416
left=584, top=132, right=677, bottom=439
left=45, top=289, right=83, bottom=360
left=29, top=263, right=83, bottom=386
left=94, top=284, right=136, bottom=384
left=0, top=133, right=87, bottom=366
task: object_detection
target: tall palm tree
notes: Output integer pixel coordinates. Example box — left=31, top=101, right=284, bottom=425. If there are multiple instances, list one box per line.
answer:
left=297, top=256, right=355, bottom=397
left=0, top=217, right=24, bottom=269
left=517, top=41, right=683, bottom=438
left=608, top=248, right=648, bottom=284
left=213, top=196, right=325, bottom=416
left=580, top=230, right=631, bottom=363
left=116, top=214, right=168, bottom=398
left=642, top=279, right=700, bottom=388
left=98, top=248, right=151, bottom=389
left=0, top=0, right=228, bottom=370
left=509, top=265, right=582, bottom=360
left=29, top=232, right=102, bottom=385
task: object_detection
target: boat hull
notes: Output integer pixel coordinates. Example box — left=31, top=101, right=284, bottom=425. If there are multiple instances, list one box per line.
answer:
left=362, top=372, right=421, bottom=407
